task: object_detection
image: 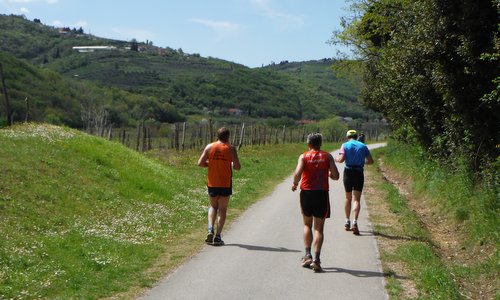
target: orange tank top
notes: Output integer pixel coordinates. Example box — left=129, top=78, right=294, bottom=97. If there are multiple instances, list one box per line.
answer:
left=207, top=142, right=232, bottom=188
left=300, top=150, right=330, bottom=191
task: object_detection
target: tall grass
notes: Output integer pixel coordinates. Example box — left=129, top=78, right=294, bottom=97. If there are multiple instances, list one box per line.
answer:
left=383, top=141, right=499, bottom=247
left=0, top=123, right=337, bottom=299
left=378, top=140, right=499, bottom=299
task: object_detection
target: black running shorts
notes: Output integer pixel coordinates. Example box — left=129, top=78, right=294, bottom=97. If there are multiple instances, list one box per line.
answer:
left=208, top=187, right=232, bottom=197
left=343, top=168, right=364, bottom=192
left=300, top=190, right=330, bottom=218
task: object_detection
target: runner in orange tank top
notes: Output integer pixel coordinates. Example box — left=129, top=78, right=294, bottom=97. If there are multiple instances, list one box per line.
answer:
left=198, top=127, right=241, bottom=246
left=292, top=133, right=339, bottom=272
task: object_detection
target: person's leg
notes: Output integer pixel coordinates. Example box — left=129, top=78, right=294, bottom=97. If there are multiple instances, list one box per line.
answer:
left=351, top=190, right=362, bottom=235
left=208, top=195, right=220, bottom=232
left=312, top=217, right=325, bottom=255
left=352, top=190, right=362, bottom=221
left=310, top=217, right=325, bottom=272
left=301, top=215, right=313, bottom=267
left=344, top=191, right=353, bottom=220
left=302, top=215, right=313, bottom=249
left=215, top=196, right=230, bottom=235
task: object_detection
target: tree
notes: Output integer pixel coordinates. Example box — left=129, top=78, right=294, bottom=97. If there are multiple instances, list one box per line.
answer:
left=333, top=0, right=500, bottom=172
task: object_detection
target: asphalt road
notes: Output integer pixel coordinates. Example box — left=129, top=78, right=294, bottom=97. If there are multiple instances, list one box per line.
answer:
left=138, top=143, right=388, bottom=300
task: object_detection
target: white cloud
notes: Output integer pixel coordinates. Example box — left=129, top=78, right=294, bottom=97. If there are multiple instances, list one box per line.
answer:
left=189, top=18, right=244, bottom=34
left=250, top=0, right=305, bottom=29
left=45, top=0, right=58, bottom=3
left=52, top=19, right=62, bottom=27
left=19, top=6, right=29, bottom=13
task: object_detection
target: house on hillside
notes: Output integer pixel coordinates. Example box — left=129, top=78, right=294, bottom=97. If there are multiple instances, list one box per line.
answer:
left=72, top=46, right=117, bottom=52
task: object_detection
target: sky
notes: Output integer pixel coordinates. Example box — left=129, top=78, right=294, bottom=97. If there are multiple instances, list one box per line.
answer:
left=0, top=0, right=352, bottom=68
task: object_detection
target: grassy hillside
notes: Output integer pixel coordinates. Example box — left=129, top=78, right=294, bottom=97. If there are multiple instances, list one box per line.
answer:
left=0, top=51, right=184, bottom=128
left=0, top=13, right=378, bottom=125
left=0, top=123, right=326, bottom=299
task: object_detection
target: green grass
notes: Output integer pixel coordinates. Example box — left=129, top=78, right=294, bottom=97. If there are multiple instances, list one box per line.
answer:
left=373, top=175, right=456, bottom=299
left=383, top=141, right=499, bottom=247
left=0, top=123, right=339, bottom=299
left=371, top=142, right=499, bottom=299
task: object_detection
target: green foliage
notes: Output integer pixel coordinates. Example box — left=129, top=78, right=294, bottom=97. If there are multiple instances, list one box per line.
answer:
left=334, top=0, right=500, bottom=173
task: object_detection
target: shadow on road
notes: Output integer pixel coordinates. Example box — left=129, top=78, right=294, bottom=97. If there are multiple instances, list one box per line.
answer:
left=225, top=243, right=301, bottom=253
left=321, top=267, right=406, bottom=279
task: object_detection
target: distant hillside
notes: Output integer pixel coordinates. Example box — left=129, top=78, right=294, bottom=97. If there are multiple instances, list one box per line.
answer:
left=0, top=14, right=378, bottom=126
left=0, top=51, right=184, bottom=127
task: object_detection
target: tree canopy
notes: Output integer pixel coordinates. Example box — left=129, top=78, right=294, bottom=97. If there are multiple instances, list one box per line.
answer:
left=334, top=0, right=500, bottom=173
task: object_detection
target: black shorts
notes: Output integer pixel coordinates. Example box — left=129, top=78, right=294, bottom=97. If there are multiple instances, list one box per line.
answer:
left=343, top=168, right=364, bottom=192
left=208, top=187, right=232, bottom=197
left=300, top=190, right=330, bottom=218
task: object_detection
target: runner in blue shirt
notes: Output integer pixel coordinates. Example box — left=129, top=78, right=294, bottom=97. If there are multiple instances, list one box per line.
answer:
left=336, top=130, right=373, bottom=235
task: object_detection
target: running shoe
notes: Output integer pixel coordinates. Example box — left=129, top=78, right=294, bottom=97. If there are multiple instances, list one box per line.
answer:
left=352, top=223, right=360, bottom=235
left=213, top=235, right=224, bottom=246
left=310, top=260, right=323, bottom=272
left=301, top=255, right=313, bottom=268
left=205, top=231, right=214, bottom=244
left=344, top=220, right=351, bottom=231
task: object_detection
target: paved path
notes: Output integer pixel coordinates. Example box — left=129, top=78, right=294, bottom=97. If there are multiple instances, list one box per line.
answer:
left=138, top=143, right=387, bottom=300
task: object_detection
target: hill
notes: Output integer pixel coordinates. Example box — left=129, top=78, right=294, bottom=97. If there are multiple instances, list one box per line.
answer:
left=0, top=14, right=378, bottom=127
left=0, top=51, right=183, bottom=128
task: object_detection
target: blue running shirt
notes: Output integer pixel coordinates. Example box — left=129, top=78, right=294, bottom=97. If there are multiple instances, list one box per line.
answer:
left=340, top=140, right=371, bottom=170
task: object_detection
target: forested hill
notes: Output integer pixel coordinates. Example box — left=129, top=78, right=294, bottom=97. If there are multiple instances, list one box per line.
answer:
left=0, top=14, right=378, bottom=128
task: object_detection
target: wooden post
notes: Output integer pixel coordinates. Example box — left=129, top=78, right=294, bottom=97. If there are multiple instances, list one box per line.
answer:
left=274, top=128, right=278, bottom=144
left=174, top=123, right=179, bottom=151
left=135, top=123, right=141, bottom=151
left=282, top=125, right=286, bottom=144
left=25, top=97, right=30, bottom=123
left=0, top=62, right=12, bottom=126
left=238, top=123, right=245, bottom=150
left=181, top=122, right=186, bottom=151
left=107, top=124, right=113, bottom=140
left=249, top=125, right=254, bottom=145
left=121, top=129, right=126, bottom=145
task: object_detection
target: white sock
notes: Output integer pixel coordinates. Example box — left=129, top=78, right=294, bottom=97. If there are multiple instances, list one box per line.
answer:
left=353, top=219, right=357, bottom=224
left=345, top=219, right=350, bottom=223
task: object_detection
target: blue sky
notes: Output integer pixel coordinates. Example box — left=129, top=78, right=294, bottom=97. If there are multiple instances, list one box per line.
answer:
left=1, top=0, right=351, bottom=68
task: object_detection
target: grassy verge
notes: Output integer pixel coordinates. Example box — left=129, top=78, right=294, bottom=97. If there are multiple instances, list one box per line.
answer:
left=366, top=142, right=499, bottom=299
left=0, top=123, right=338, bottom=299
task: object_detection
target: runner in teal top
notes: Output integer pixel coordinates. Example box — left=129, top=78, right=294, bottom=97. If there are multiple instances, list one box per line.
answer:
left=336, top=130, right=373, bottom=235
left=340, top=138, right=371, bottom=171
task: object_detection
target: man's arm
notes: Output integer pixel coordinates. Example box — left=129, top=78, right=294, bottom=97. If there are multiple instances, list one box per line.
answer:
left=335, top=144, right=345, bottom=163
left=197, top=145, right=210, bottom=167
left=230, top=146, right=241, bottom=170
left=292, top=154, right=304, bottom=191
left=366, top=153, right=374, bottom=165
left=328, top=154, right=340, bottom=180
